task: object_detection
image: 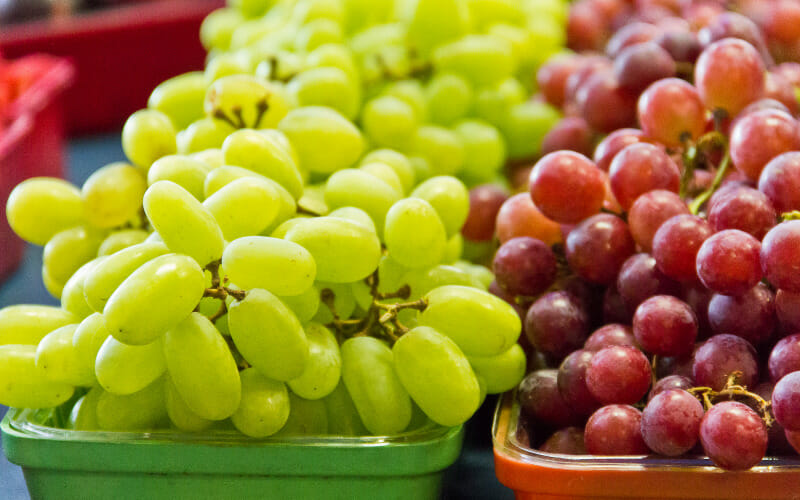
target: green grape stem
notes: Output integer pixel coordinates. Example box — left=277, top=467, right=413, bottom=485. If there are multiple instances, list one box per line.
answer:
left=688, top=132, right=731, bottom=215
left=781, top=210, right=800, bottom=221
left=687, top=371, right=774, bottom=428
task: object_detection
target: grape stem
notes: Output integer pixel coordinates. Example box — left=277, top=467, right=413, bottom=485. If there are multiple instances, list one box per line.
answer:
left=688, top=371, right=774, bottom=427
left=688, top=133, right=731, bottom=215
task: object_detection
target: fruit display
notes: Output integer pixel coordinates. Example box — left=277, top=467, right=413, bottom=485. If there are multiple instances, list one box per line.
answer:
left=488, top=0, right=800, bottom=473
left=0, top=0, right=573, bottom=441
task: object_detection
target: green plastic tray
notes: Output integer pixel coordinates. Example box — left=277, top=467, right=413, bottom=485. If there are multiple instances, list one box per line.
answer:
left=2, top=407, right=464, bottom=499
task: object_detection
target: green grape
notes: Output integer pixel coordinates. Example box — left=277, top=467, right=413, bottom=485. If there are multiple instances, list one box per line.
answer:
left=97, top=229, right=150, bottom=256
left=35, top=324, right=93, bottom=386
left=279, top=285, right=321, bottom=324
left=284, top=217, right=382, bottom=283
left=525, top=16, right=567, bottom=69
left=200, top=8, right=245, bottom=51
left=222, top=128, right=304, bottom=200
left=43, top=226, right=104, bottom=285
left=472, top=76, right=526, bottom=127
left=228, top=288, right=310, bottom=381
left=231, top=368, right=290, bottom=437
left=341, top=336, right=412, bottom=435
left=327, top=206, right=376, bottom=233
left=205, top=52, right=250, bottom=83
left=304, top=43, right=358, bottom=80
left=501, top=100, right=561, bottom=160
left=260, top=128, right=300, bottom=167
left=488, top=24, right=532, bottom=74
left=360, top=149, right=415, bottom=194
left=324, top=169, right=400, bottom=235
left=121, top=109, right=177, bottom=169
left=442, top=233, right=463, bottom=264
left=408, top=155, right=433, bottom=183
left=453, top=119, right=506, bottom=185
left=143, top=180, right=225, bottom=266
left=278, top=106, right=364, bottom=174
left=382, top=79, right=428, bottom=123
left=419, top=285, right=521, bottom=356
left=164, top=313, right=241, bottom=420
left=295, top=18, right=343, bottom=53
left=83, top=241, right=168, bottom=313
left=204, top=74, right=288, bottom=129
left=6, top=177, right=86, bottom=246
left=95, top=378, right=168, bottom=431
left=286, top=66, right=360, bottom=120
left=401, top=0, right=470, bottom=57
left=254, top=50, right=304, bottom=82
left=410, top=176, right=469, bottom=238
left=432, top=35, right=515, bottom=87
left=72, top=313, right=110, bottom=383
left=42, top=266, right=65, bottom=299
left=165, top=377, right=214, bottom=432
left=297, top=182, right=329, bottom=216
left=269, top=216, right=312, bottom=239
left=61, top=258, right=105, bottom=319
left=348, top=23, right=405, bottom=58
left=393, top=325, right=480, bottom=426
left=288, top=322, right=341, bottom=399
left=453, top=260, right=494, bottom=289
left=461, top=237, right=495, bottom=264
left=384, top=198, right=446, bottom=269
left=95, top=335, right=166, bottom=395
left=275, top=391, right=329, bottom=436
left=230, top=0, right=274, bottom=18
left=103, top=253, right=206, bottom=345
left=350, top=279, right=373, bottom=311
left=360, top=45, right=412, bottom=87
left=425, top=72, right=473, bottom=125
left=468, top=344, right=526, bottom=394
left=411, top=125, right=465, bottom=177
left=203, top=178, right=281, bottom=240
left=313, top=281, right=356, bottom=324
left=148, top=71, right=207, bottom=130
left=468, top=0, right=525, bottom=29
left=147, top=155, right=212, bottom=201
left=0, top=305, right=79, bottom=345
left=323, top=380, right=368, bottom=436
left=69, top=385, right=102, bottom=430
left=0, top=344, right=74, bottom=408
left=361, top=95, right=418, bottom=150
left=377, top=254, right=408, bottom=295
left=81, top=162, right=147, bottom=229
left=403, top=264, right=478, bottom=301
left=222, top=236, right=316, bottom=296
left=176, top=117, right=237, bottom=154
left=190, top=148, right=226, bottom=169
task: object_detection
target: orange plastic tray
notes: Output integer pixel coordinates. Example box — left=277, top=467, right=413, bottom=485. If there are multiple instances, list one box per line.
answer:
left=493, top=391, right=800, bottom=500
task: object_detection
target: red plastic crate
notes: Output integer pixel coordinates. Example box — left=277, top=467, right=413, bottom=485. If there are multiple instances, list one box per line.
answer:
left=0, top=0, right=223, bottom=135
left=0, top=57, right=73, bottom=281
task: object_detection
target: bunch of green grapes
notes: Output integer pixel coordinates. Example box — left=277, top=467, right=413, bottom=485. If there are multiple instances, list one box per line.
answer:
left=0, top=0, right=570, bottom=437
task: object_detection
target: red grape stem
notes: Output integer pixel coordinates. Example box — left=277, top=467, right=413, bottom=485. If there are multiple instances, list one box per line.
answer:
left=781, top=210, right=800, bottom=222
left=688, top=371, right=774, bottom=427
left=674, top=61, right=694, bottom=79
left=689, top=135, right=731, bottom=215
left=679, top=141, right=698, bottom=199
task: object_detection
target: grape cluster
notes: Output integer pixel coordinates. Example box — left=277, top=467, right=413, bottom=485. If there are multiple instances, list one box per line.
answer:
left=0, top=0, right=577, bottom=437
left=474, top=0, right=800, bottom=472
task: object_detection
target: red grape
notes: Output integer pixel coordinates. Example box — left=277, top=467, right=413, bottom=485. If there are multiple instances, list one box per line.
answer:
left=769, top=334, right=800, bottom=383
left=764, top=72, right=799, bottom=115
left=584, top=323, right=637, bottom=352
left=539, top=427, right=587, bottom=454
left=537, top=54, right=585, bottom=108
left=771, top=371, right=800, bottom=431
left=605, top=21, right=661, bottom=58
left=529, top=151, right=606, bottom=224
left=614, top=42, right=676, bottom=93
left=758, top=152, right=800, bottom=214
left=655, top=28, right=701, bottom=63
left=608, top=143, right=681, bottom=210
left=493, top=237, right=557, bottom=297
left=584, top=404, right=649, bottom=455
left=648, top=374, right=693, bottom=401
left=707, top=283, right=776, bottom=346
left=461, top=184, right=508, bottom=242
left=525, top=291, right=591, bottom=360
left=566, top=213, right=636, bottom=285
left=637, top=78, right=706, bottom=147
left=694, top=38, right=766, bottom=116
left=641, top=389, right=704, bottom=456
left=576, top=72, right=639, bottom=133
left=729, top=109, right=800, bottom=181
left=558, top=349, right=602, bottom=418
left=540, top=117, right=595, bottom=157
left=633, top=295, right=698, bottom=356
left=761, top=221, right=800, bottom=292
left=586, top=345, right=652, bottom=405
left=695, top=229, right=762, bottom=296
left=518, top=369, right=581, bottom=427
left=652, top=214, right=713, bottom=283
left=628, top=190, right=690, bottom=252
left=617, top=253, right=681, bottom=310
left=776, top=289, right=800, bottom=333
left=693, top=334, right=759, bottom=391
left=699, top=401, right=767, bottom=470
left=697, top=11, right=773, bottom=64
left=495, top=193, right=563, bottom=246
left=707, top=186, right=776, bottom=240
left=592, top=128, right=646, bottom=172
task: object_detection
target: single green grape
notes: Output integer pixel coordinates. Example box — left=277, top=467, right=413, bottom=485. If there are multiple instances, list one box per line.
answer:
left=468, top=344, right=527, bottom=394
left=304, top=43, right=359, bottom=81
left=442, top=233, right=463, bottom=264
left=143, top=180, right=225, bottom=267
left=472, top=76, right=526, bottom=127
left=279, top=285, right=321, bottom=325
left=6, top=177, right=86, bottom=246
left=190, top=148, right=226, bottom=170
left=61, top=257, right=105, bottom=319
left=95, top=378, right=168, bottom=431
left=419, top=285, right=521, bottom=356
left=95, top=335, right=166, bottom=395
left=376, top=254, right=409, bottom=295
left=410, top=125, right=465, bottom=177
left=384, top=198, right=446, bottom=269
left=341, top=336, right=412, bottom=435
left=222, top=236, right=316, bottom=296
left=278, top=106, right=364, bottom=174
left=361, top=95, right=418, bottom=150
left=0, top=344, right=74, bottom=408
left=121, top=109, right=177, bottom=169
left=468, top=0, right=525, bottom=30
left=294, top=18, right=343, bottom=53
left=359, top=149, right=415, bottom=194
left=69, top=385, right=102, bottom=430
left=83, top=241, right=168, bottom=313
left=393, top=326, right=480, bottom=426
left=453, top=119, right=506, bottom=185
left=286, top=66, right=360, bottom=120
left=0, top=305, right=79, bottom=345
left=324, top=168, right=400, bottom=235
left=312, top=281, right=356, bottom=324
left=275, top=391, right=329, bottom=436
left=43, top=226, right=104, bottom=285
left=327, top=206, right=376, bottom=233
left=284, top=217, right=382, bottom=283
left=176, top=117, right=237, bottom=154
left=287, top=322, right=341, bottom=400
left=148, top=71, right=208, bottom=130
left=501, top=100, right=561, bottom=160
left=147, top=155, right=212, bottom=201
left=204, top=74, right=288, bottom=129
left=228, top=288, right=310, bottom=381
left=432, top=34, right=515, bottom=87
left=165, top=376, right=214, bottom=432
left=410, top=175, right=470, bottom=238
left=403, top=264, right=478, bottom=301
left=425, top=72, right=473, bottom=125
left=81, top=162, right=147, bottom=229
left=164, top=313, right=241, bottom=420
left=97, top=229, right=150, bottom=256
left=453, top=260, right=494, bottom=289
left=401, top=0, right=469, bottom=57
left=382, top=79, right=428, bottom=123
left=323, top=380, right=368, bottom=436
left=35, top=324, right=93, bottom=387
left=232, top=368, right=290, bottom=437
left=72, top=313, right=110, bottom=383
left=103, top=253, right=206, bottom=345
left=205, top=52, right=250, bottom=83
left=199, top=7, right=244, bottom=51
left=203, top=178, right=281, bottom=240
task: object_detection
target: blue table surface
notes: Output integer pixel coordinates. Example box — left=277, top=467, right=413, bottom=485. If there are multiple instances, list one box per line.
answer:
left=0, top=134, right=514, bottom=499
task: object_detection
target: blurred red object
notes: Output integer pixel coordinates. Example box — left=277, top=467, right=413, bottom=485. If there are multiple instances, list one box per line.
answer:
left=0, top=0, right=223, bottom=135
left=0, top=56, right=73, bottom=280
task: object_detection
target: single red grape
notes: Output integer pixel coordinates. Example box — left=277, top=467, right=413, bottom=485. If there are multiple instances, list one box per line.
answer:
left=495, top=193, right=562, bottom=246
left=652, top=214, right=713, bottom=283
left=628, top=190, right=690, bottom=252
left=608, top=143, right=681, bottom=211
left=641, top=389, right=704, bottom=456
left=529, top=151, right=606, bottom=224
left=584, top=404, right=649, bottom=455
left=586, top=345, right=651, bottom=405
left=761, top=221, right=800, bottom=292
left=699, top=401, right=767, bottom=470
left=694, top=38, right=766, bottom=116
left=637, top=78, right=706, bottom=147
left=493, top=237, right=558, bottom=297
left=633, top=295, right=698, bottom=356
left=692, top=334, right=759, bottom=391
left=695, top=229, right=762, bottom=296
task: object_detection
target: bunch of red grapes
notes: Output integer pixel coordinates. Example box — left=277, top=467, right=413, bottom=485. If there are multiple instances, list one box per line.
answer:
left=462, top=0, right=800, bottom=471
